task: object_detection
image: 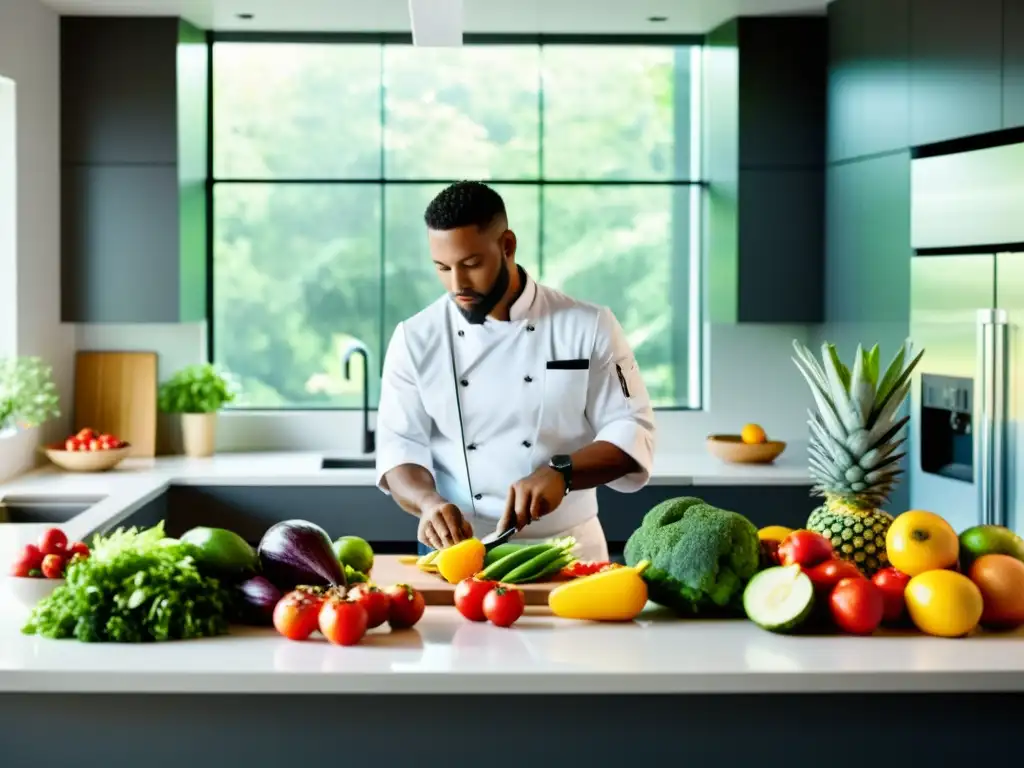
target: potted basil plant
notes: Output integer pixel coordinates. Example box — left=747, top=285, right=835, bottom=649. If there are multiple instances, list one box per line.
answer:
left=0, top=356, right=61, bottom=437
left=157, top=363, right=236, bottom=457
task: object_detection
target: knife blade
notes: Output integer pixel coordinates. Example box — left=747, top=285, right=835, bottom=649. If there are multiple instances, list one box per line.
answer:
left=480, top=526, right=517, bottom=550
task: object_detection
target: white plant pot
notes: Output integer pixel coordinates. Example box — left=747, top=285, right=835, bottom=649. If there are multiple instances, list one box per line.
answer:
left=181, top=412, right=217, bottom=458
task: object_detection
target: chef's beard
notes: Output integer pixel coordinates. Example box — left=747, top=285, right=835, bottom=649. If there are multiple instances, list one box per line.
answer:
left=452, top=257, right=511, bottom=325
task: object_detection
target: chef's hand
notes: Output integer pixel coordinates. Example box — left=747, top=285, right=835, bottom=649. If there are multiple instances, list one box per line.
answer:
left=418, top=500, right=473, bottom=550
left=498, top=466, right=566, bottom=533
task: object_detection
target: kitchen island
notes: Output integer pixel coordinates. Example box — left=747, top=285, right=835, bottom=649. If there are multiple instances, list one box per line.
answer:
left=1, top=598, right=1024, bottom=764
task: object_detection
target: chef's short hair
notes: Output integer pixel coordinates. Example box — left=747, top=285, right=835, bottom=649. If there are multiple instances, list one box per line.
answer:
left=424, top=181, right=507, bottom=231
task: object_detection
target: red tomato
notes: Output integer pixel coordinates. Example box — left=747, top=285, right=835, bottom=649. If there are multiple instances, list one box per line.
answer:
left=348, top=584, right=390, bottom=629
left=384, top=583, right=426, bottom=629
left=319, top=595, right=368, bottom=646
left=777, top=530, right=834, bottom=568
left=67, top=541, right=90, bottom=561
left=273, top=588, right=325, bottom=641
left=38, top=528, right=68, bottom=556
left=454, top=577, right=498, bottom=622
left=76, top=427, right=95, bottom=441
left=871, top=567, right=911, bottom=624
left=41, top=553, right=66, bottom=579
left=483, top=585, right=525, bottom=627
left=759, top=539, right=782, bottom=569
left=804, top=559, right=864, bottom=593
left=19, top=544, right=44, bottom=570
left=829, top=577, right=884, bottom=635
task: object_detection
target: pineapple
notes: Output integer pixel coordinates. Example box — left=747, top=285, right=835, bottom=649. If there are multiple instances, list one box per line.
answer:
left=791, top=339, right=925, bottom=576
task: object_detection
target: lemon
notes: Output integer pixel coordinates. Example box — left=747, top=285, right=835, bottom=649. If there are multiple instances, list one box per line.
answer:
left=758, top=525, right=794, bottom=542
left=905, top=569, right=983, bottom=637
left=741, top=423, right=767, bottom=444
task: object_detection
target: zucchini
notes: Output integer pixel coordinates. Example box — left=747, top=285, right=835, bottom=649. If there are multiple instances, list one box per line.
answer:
left=742, top=564, right=815, bottom=633
left=503, top=546, right=570, bottom=583
left=484, top=543, right=524, bottom=567
left=531, top=553, right=575, bottom=582
left=478, top=544, right=554, bottom=581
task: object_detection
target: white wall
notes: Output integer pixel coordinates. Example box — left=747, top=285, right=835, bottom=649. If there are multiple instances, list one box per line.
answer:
left=0, top=76, right=15, bottom=357
left=74, top=319, right=817, bottom=457
left=0, top=0, right=71, bottom=483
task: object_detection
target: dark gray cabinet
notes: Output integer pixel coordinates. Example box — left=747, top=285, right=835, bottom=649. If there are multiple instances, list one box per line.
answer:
left=824, top=153, right=911, bottom=324
left=909, top=0, right=1003, bottom=146
left=827, top=0, right=911, bottom=162
left=702, top=16, right=826, bottom=325
left=1006, top=0, right=1024, bottom=129
left=60, top=17, right=208, bottom=323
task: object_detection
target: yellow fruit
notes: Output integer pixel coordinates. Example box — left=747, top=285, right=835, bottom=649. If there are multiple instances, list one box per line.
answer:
left=758, top=525, right=794, bottom=542
left=548, top=560, right=650, bottom=621
left=905, top=569, right=983, bottom=637
left=885, top=510, right=959, bottom=576
left=435, top=538, right=485, bottom=584
left=741, top=423, right=767, bottom=444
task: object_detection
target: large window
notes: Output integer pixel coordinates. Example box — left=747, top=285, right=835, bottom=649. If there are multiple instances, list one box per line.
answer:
left=211, top=39, right=702, bottom=410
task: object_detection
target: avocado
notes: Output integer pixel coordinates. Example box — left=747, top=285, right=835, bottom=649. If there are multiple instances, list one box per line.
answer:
left=180, top=526, right=258, bottom=577
left=959, top=524, right=1024, bottom=571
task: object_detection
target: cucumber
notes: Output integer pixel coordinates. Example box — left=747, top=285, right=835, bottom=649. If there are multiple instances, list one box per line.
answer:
left=479, top=544, right=554, bottom=581
left=742, top=564, right=815, bottom=633
left=503, top=545, right=570, bottom=583
left=484, top=543, right=524, bottom=567
left=531, top=553, right=575, bottom=582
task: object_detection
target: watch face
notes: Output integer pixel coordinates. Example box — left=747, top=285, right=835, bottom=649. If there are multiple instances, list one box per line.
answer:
left=551, top=455, right=571, bottom=471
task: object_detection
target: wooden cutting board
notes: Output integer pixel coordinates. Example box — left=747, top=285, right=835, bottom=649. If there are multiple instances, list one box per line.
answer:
left=73, top=351, right=158, bottom=458
left=368, top=554, right=567, bottom=607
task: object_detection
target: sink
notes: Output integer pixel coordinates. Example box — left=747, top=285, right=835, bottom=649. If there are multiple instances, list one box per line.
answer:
left=321, top=457, right=376, bottom=470
left=0, top=495, right=104, bottom=524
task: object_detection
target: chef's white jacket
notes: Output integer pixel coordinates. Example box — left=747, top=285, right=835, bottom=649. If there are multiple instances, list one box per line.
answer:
left=374, top=271, right=656, bottom=540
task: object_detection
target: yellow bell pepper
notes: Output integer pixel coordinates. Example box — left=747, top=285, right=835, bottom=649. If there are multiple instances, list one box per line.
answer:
left=435, top=538, right=486, bottom=584
left=548, top=560, right=650, bottom=621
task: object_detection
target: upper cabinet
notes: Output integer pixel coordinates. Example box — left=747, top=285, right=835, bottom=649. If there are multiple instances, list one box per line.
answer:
left=60, top=17, right=208, bottom=324
left=909, top=0, right=1003, bottom=146
left=1005, top=0, right=1024, bottom=129
left=827, top=0, right=911, bottom=163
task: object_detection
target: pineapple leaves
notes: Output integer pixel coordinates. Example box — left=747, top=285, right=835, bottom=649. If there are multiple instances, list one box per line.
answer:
left=848, top=344, right=875, bottom=428
left=865, top=344, right=880, bottom=390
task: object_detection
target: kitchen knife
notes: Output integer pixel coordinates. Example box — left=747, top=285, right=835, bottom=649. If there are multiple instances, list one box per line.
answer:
left=480, top=526, right=517, bottom=550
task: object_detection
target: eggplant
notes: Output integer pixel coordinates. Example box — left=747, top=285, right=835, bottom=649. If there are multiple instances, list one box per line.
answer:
left=257, top=519, right=346, bottom=591
left=236, top=575, right=282, bottom=625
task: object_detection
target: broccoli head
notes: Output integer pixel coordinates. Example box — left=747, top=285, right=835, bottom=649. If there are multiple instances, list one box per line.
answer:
left=623, top=496, right=760, bottom=615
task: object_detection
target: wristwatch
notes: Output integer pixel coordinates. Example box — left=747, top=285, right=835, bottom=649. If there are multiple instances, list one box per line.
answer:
left=548, top=454, right=573, bottom=495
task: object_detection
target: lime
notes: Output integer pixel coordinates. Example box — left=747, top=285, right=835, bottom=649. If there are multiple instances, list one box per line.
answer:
left=333, top=535, right=374, bottom=573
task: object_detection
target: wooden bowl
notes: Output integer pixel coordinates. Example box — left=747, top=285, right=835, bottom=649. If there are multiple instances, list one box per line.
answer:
left=706, top=434, right=786, bottom=464
left=42, top=443, right=132, bottom=472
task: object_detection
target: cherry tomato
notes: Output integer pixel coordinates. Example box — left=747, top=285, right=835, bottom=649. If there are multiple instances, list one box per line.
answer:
left=76, top=428, right=95, bottom=441
left=273, top=588, right=325, bottom=641
left=38, top=528, right=67, bottom=556
left=41, top=553, right=66, bottom=579
left=384, top=583, right=425, bottom=629
left=348, top=584, right=390, bottom=629
left=871, top=566, right=911, bottom=624
left=454, top=577, right=498, bottom=622
left=66, top=541, right=90, bottom=561
left=804, top=558, right=864, bottom=593
left=19, top=544, right=44, bottom=571
left=829, top=577, right=884, bottom=635
left=777, top=530, right=834, bottom=568
left=483, top=585, right=525, bottom=627
left=9, top=552, right=35, bottom=577
left=319, top=595, right=368, bottom=646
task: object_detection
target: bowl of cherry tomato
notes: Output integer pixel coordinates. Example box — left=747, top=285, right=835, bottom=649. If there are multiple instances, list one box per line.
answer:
left=43, top=427, right=131, bottom=472
left=5, top=527, right=89, bottom=608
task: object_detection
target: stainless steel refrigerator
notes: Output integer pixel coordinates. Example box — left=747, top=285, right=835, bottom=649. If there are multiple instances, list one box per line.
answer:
left=909, top=140, right=1024, bottom=534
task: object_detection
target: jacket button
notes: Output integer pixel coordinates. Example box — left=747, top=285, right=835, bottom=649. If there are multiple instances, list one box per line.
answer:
left=457, top=330, right=465, bottom=337
left=460, top=379, right=469, bottom=386
left=524, top=375, right=533, bottom=383
left=467, top=443, right=477, bottom=450
left=474, top=493, right=482, bottom=500
left=522, top=440, right=532, bottom=448
left=527, top=325, right=535, bottom=332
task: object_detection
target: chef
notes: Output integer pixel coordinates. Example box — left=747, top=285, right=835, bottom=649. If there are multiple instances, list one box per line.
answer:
left=374, top=181, right=656, bottom=562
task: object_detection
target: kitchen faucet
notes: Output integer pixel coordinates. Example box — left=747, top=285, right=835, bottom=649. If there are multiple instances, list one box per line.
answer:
left=341, top=341, right=375, bottom=454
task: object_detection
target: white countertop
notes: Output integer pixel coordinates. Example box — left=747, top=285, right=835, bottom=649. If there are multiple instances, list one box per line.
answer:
left=2, top=598, right=1023, bottom=694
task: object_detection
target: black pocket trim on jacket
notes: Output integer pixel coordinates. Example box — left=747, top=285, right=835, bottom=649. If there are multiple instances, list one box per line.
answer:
left=546, top=359, right=590, bottom=370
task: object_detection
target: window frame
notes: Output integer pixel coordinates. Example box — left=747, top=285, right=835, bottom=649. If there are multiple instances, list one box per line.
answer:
left=205, top=32, right=707, bottom=412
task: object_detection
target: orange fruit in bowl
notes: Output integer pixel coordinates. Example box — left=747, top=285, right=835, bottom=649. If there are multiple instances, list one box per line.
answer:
left=885, top=510, right=959, bottom=576
left=741, top=423, right=767, bottom=444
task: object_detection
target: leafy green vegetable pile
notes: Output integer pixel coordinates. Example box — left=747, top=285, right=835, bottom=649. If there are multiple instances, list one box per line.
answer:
left=22, top=521, right=234, bottom=642
left=623, top=496, right=761, bottom=616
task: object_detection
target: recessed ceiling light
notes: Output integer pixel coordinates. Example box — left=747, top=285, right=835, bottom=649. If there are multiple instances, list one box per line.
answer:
left=237, top=13, right=254, bottom=20
left=647, top=15, right=668, bottom=22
